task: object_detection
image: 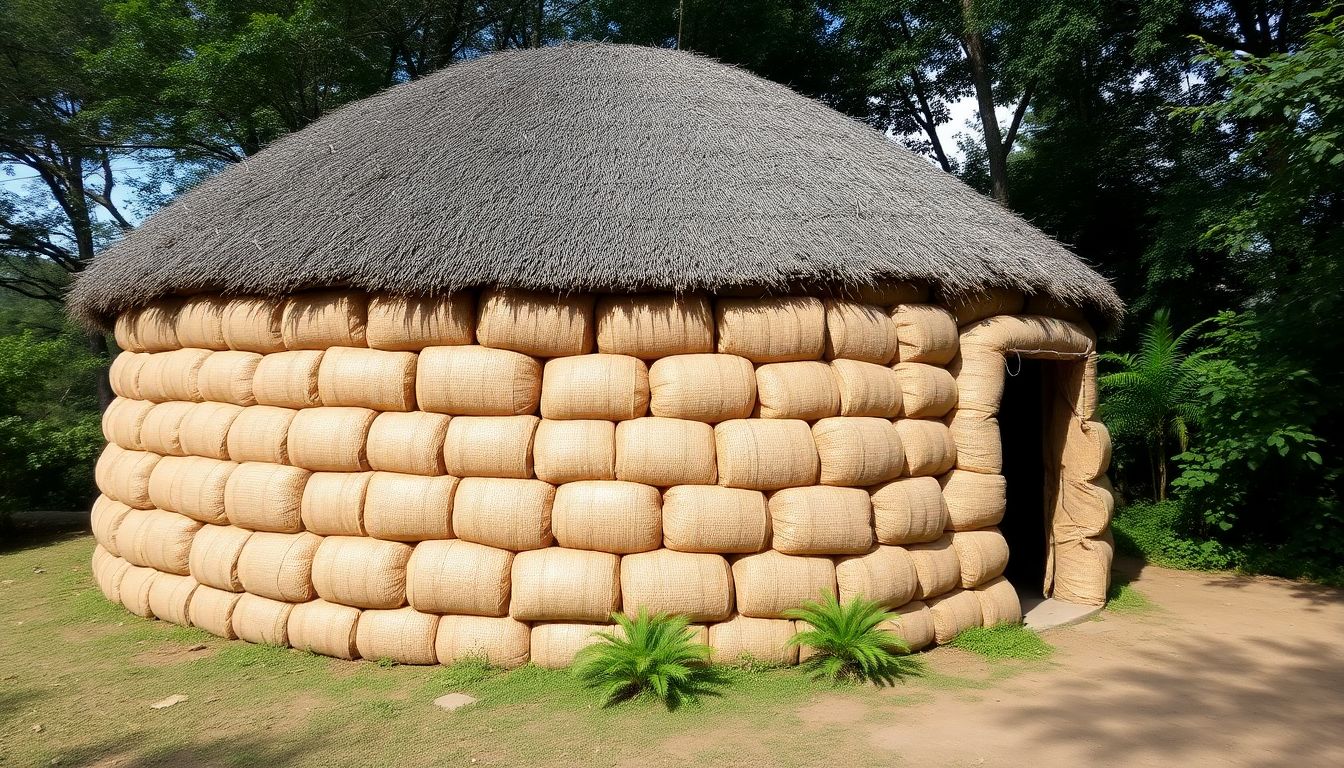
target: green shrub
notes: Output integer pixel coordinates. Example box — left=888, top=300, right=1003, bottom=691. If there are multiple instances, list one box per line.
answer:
left=949, top=624, right=1053, bottom=660
left=786, top=593, right=914, bottom=685
left=573, top=610, right=718, bottom=708
left=1105, top=582, right=1155, bottom=613
left=1112, top=501, right=1240, bottom=571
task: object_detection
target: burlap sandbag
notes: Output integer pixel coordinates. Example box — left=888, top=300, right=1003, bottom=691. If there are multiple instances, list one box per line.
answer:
left=812, top=417, right=905, bottom=486
left=406, top=539, right=513, bottom=616
left=300, top=471, right=371, bottom=536
left=708, top=615, right=799, bottom=665
left=177, top=402, right=244, bottom=460
left=831, top=359, right=903, bottom=417
left=138, top=400, right=195, bottom=457
left=714, top=419, right=819, bottom=490
left=316, top=347, right=417, bottom=411
left=148, top=455, right=233, bottom=524
left=944, top=288, right=1026, bottom=326
left=755, top=361, right=840, bottom=420
left=189, top=523, right=253, bottom=592
left=91, top=495, right=134, bottom=556
left=281, top=291, right=367, bottom=350
left=220, top=297, right=286, bottom=354
left=365, top=293, right=475, bottom=351
left=947, top=409, right=1001, bottom=474
left=237, top=531, right=322, bottom=602
left=288, top=598, right=362, bottom=660
left=662, top=485, right=769, bottom=554
left=137, top=348, right=211, bottom=403
left=892, top=363, right=957, bottom=418
left=529, top=622, right=611, bottom=669
left=973, top=577, right=1022, bottom=626
left=231, top=592, right=294, bottom=645
left=435, top=615, right=531, bottom=668
left=854, top=281, right=931, bottom=307
left=311, top=536, right=413, bottom=609
left=94, top=444, right=160, bottom=509
left=950, top=528, right=1010, bottom=588
left=1054, top=475, right=1115, bottom=539
left=541, top=354, right=650, bottom=421
left=595, top=293, right=715, bottom=359
left=926, top=588, right=984, bottom=644
left=823, top=300, right=899, bottom=364
left=224, top=462, right=310, bottom=533
left=1057, top=417, right=1112, bottom=481
left=553, top=480, right=661, bottom=554
left=445, top=415, right=539, bottom=479
left=835, top=546, right=918, bottom=608
left=768, top=486, right=873, bottom=556
left=871, top=477, right=948, bottom=545
left=475, top=288, right=594, bottom=357
left=647, top=353, right=756, bottom=422
left=953, top=316, right=1096, bottom=414
left=959, top=314, right=1095, bottom=358
left=620, top=549, right=734, bottom=621
left=147, top=572, right=198, bottom=626
left=366, top=411, right=450, bottom=476
left=894, top=419, right=957, bottom=477
left=1051, top=532, right=1113, bottom=606
left=174, top=295, right=230, bottom=350
left=116, top=508, right=202, bottom=575
left=416, top=345, right=542, bottom=416
left=225, top=405, right=295, bottom=464
left=532, top=419, right=616, bottom=484
left=615, top=417, right=717, bottom=486
left=188, top=584, right=242, bottom=639
left=940, top=470, right=1007, bottom=531
left=197, top=350, right=262, bottom=406
left=452, top=477, right=555, bottom=551
left=891, top=304, right=959, bottom=365
left=732, top=550, right=836, bottom=618
left=117, top=564, right=159, bottom=618
left=884, top=600, right=935, bottom=651
left=102, top=397, right=154, bottom=450
left=363, top=472, right=457, bottom=542
left=907, top=535, right=961, bottom=600
left=91, top=546, right=130, bottom=603
left=109, top=351, right=149, bottom=399
left=117, top=299, right=182, bottom=352
left=716, top=297, right=825, bottom=363
left=510, top=547, right=620, bottom=622
left=251, top=350, right=323, bottom=409
left=286, top=406, right=376, bottom=472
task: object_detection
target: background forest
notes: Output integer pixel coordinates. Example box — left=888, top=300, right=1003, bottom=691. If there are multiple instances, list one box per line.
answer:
left=2, top=0, right=1340, bottom=581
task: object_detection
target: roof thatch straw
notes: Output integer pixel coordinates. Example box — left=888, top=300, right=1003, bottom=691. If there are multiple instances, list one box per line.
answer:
left=68, top=44, right=1122, bottom=328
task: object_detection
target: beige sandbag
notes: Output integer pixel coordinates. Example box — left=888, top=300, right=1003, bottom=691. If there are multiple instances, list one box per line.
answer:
left=316, top=347, right=417, bottom=411
left=870, top=477, right=948, bottom=545
left=231, top=592, right=294, bottom=645
left=237, top=531, right=321, bottom=602
left=91, top=546, right=130, bottom=603
left=174, top=296, right=230, bottom=350
left=716, top=297, right=825, bottom=363
left=148, top=572, right=198, bottom=625
left=252, top=350, right=323, bottom=409
left=708, top=616, right=798, bottom=665
left=940, top=470, right=1006, bottom=531
left=831, top=359, right=903, bottom=417
left=891, top=304, right=959, bottom=365
left=812, top=417, right=904, bottom=486
left=363, top=472, right=457, bottom=542
left=946, top=351, right=1004, bottom=415
left=221, top=297, right=285, bottom=353
left=116, top=508, right=202, bottom=575
left=225, top=405, right=296, bottom=464
left=532, top=419, right=616, bottom=483
left=109, top=351, right=149, bottom=399
left=959, top=314, right=1095, bottom=356
left=1059, top=418, right=1112, bottom=481
left=286, top=406, right=376, bottom=472
left=647, top=353, right=756, bottom=423
left=138, top=400, right=196, bottom=456
left=147, top=455, right=233, bottom=524
left=926, top=589, right=983, bottom=643
left=714, top=419, right=819, bottom=491
left=732, top=550, right=836, bottom=618
left=176, top=402, right=244, bottom=460
left=974, top=577, right=1022, bottom=625
left=614, top=417, right=717, bottom=486
left=754, top=361, right=840, bottom=420
left=102, top=397, right=154, bottom=450
left=452, top=478, right=555, bottom=551
left=224, top=462, right=310, bottom=533
left=475, top=288, right=594, bottom=357
left=894, top=419, right=956, bottom=477
left=529, top=622, right=611, bottom=669
left=1025, top=294, right=1091, bottom=324
left=1051, top=533, right=1113, bottom=606
left=836, top=546, right=918, bottom=608
left=281, top=291, right=367, bottom=350
left=944, top=288, right=1026, bottom=326
left=94, top=444, right=160, bottom=509
left=288, top=599, right=362, bottom=660
left=885, top=600, right=935, bottom=651
left=366, top=411, right=450, bottom=476
left=366, top=293, right=475, bottom=351
left=540, top=354, right=649, bottom=421
left=768, top=486, right=873, bottom=556
left=907, top=535, right=961, bottom=600
left=662, top=485, right=769, bottom=554
left=595, top=294, right=714, bottom=359
left=188, top=584, right=242, bottom=639
left=947, top=409, right=1001, bottom=474
left=445, top=415, right=539, bottom=479
left=189, top=524, right=253, bottom=592
left=950, top=528, right=1009, bottom=588
left=415, top=345, right=542, bottom=416
left=137, top=348, right=211, bottom=402
left=406, top=539, right=513, bottom=617
left=510, top=547, right=620, bottom=622
left=311, top=536, right=413, bottom=609
left=893, top=363, right=957, bottom=418
left=853, top=282, right=930, bottom=307
left=119, top=299, right=182, bottom=352
left=824, top=300, right=899, bottom=364
left=91, top=495, right=134, bottom=556
left=620, top=549, right=733, bottom=621
left=118, top=564, right=159, bottom=618
left=196, top=353, right=264, bottom=414
left=552, top=480, right=661, bottom=554
left=300, top=471, right=371, bottom=536
left=1054, top=475, right=1115, bottom=539
left=435, top=615, right=531, bottom=668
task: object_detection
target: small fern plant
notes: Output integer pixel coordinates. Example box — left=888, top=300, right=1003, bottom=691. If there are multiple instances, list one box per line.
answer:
left=573, top=610, right=716, bottom=708
left=786, top=593, right=912, bottom=685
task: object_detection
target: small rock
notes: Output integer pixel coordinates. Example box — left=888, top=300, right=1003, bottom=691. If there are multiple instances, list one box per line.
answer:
left=50, top=757, right=62, bottom=765
left=31, top=724, right=42, bottom=732
left=150, top=694, right=188, bottom=710
left=187, top=644, right=207, bottom=652
left=32, top=567, right=45, bottom=574
left=1, top=579, right=14, bottom=585
left=433, top=693, right=478, bottom=712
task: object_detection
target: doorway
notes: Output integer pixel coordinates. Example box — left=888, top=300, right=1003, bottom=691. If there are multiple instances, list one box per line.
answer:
left=997, top=357, right=1052, bottom=594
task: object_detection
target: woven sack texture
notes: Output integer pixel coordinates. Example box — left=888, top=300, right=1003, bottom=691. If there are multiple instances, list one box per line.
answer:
left=754, top=361, right=840, bottom=420
left=831, top=359, right=903, bottom=417
left=926, top=589, right=984, bottom=644
left=288, top=598, right=362, bottom=659
left=109, top=352, right=148, bottom=399
left=286, top=407, right=376, bottom=472
left=835, top=546, right=918, bottom=608
left=178, top=402, right=244, bottom=460
left=893, top=419, right=957, bottom=477
left=300, top=471, right=372, bottom=536
left=445, top=415, right=539, bottom=478
left=947, top=409, right=1001, bottom=473
left=118, top=299, right=182, bottom=352
left=366, top=411, right=450, bottom=476
left=532, top=419, right=616, bottom=484
left=620, top=549, right=734, bottom=621
left=117, top=564, right=158, bottom=617
left=647, top=353, right=756, bottom=422
left=115, top=508, right=201, bottom=575
left=1055, top=475, right=1115, bottom=539
left=892, top=363, right=957, bottom=418
left=95, top=445, right=161, bottom=509
left=174, top=296, right=229, bottom=350
left=236, top=531, right=321, bottom=602
left=885, top=600, right=935, bottom=651
left=907, top=535, right=962, bottom=600
left=950, top=528, right=1010, bottom=587
left=225, top=405, right=295, bottom=464
left=231, top=592, right=294, bottom=645
left=139, top=348, right=211, bottom=402
left=854, top=282, right=932, bottom=306
left=595, top=294, right=714, bottom=359
left=224, top=462, right=310, bottom=532
left=365, top=293, right=474, bottom=351
left=823, top=300, right=899, bottom=364
left=92, top=547, right=130, bottom=603
left=714, top=419, right=819, bottom=490
left=406, top=539, right=513, bottom=616
left=614, top=417, right=717, bottom=486
left=220, top=297, right=285, bottom=353
left=311, top=536, right=412, bottom=609
left=415, top=345, right=541, bottom=416
left=476, top=288, right=594, bottom=357
left=716, top=297, right=825, bottom=363
left=91, top=495, right=133, bottom=556
left=188, top=585, right=242, bottom=639
left=552, top=480, right=661, bottom=554
left=356, top=607, right=440, bottom=665
left=661, top=485, right=769, bottom=554
left=452, top=478, right=554, bottom=551
left=540, top=354, right=649, bottom=420
left=197, top=351, right=262, bottom=406
left=363, top=472, right=457, bottom=542
left=435, top=615, right=531, bottom=668
left=102, top=397, right=154, bottom=450
left=891, top=304, right=959, bottom=365
left=1057, top=417, right=1113, bottom=481
left=812, top=417, right=905, bottom=486
left=529, top=622, right=610, bottom=669
left=510, top=547, right=620, bottom=622
left=708, top=616, right=799, bottom=665
left=731, top=550, right=836, bottom=618
left=767, top=486, right=873, bottom=556
left=147, top=572, right=198, bottom=625
left=973, top=577, right=1022, bottom=625
left=1051, top=533, right=1114, bottom=606
left=251, top=350, right=323, bottom=409
left=281, top=291, right=367, bottom=350
left=138, top=400, right=195, bottom=456
left=940, top=470, right=1007, bottom=531
left=945, top=288, right=1026, bottom=326
left=317, top=347, right=417, bottom=411
left=189, top=523, right=253, bottom=592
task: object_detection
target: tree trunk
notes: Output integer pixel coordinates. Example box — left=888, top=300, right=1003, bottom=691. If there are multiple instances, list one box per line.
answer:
left=1157, top=438, right=1168, bottom=502
left=86, top=331, right=114, bottom=410
left=959, top=0, right=1009, bottom=204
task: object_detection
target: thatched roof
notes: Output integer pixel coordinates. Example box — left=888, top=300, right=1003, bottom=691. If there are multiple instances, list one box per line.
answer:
left=68, top=43, right=1122, bottom=327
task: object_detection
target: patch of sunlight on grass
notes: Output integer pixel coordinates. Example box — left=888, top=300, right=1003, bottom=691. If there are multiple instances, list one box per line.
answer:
left=949, top=624, right=1054, bottom=660
left=1106, top=582, right=1156, bottom=613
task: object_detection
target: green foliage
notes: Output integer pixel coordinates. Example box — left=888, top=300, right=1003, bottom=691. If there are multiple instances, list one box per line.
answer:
left=786, top=592, right=914, bottom=686
left=1112, top=501, right=1239, bottom=572
left=948, top=624, right=1053, bottom=661
left=573, top=610, right=718, bottom=708
left=1104, top=582, right=1155, bottom=614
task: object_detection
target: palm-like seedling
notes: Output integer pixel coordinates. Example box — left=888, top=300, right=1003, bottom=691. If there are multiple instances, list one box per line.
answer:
left=786, top=592, right=913, bottom=685
left=573, top=610, right=717, bottom=708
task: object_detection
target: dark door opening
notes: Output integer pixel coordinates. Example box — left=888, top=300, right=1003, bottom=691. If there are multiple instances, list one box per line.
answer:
left=998, top=357, right=1051, bottom=595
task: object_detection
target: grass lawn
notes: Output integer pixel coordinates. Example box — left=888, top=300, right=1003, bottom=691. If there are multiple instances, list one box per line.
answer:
left=0, top=534, right=1054, bottom=767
